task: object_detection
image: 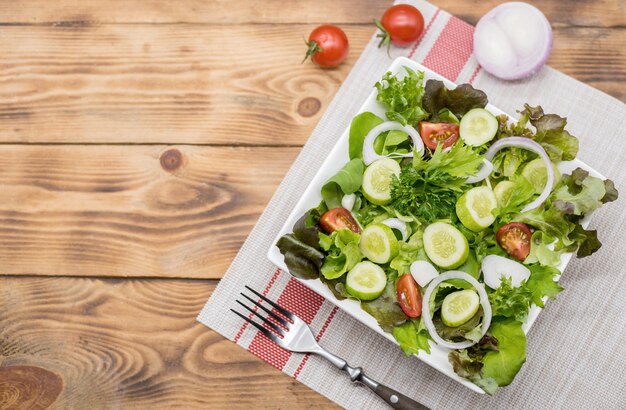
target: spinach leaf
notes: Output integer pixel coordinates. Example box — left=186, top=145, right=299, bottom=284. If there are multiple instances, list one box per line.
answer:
left=321, top=158, right=365, bottom=209
left=392, top=318, right=431, bottom=356
left=422, top=80, right=488, bottom=121
left=349, top=112, right=384, bottom=160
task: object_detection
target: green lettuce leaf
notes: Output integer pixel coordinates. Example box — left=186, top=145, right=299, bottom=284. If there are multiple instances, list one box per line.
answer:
left=526, top=264, right=563, bottom=307
left=422, top=80, right=488, bottom=121
left=375, top=67, right=428, bottom=125
left=519, top=104, right=579, bottom=162
left=435, top=108, right=460, bottom=124
left=293, top=208, right=322, bottom=250
left=321, top=158, right=365, bottom=209
left=448, top=335, right=500, bottom=394
left=488, top=277, right=533, bottom=323
left=481, top=318, right=527, bottom=387
left=392, top=318, right=431, bottom=356
left=524, top=231, right=563, bottom=267
left=515, top=206, right=573, bottom=246
left=417, top=142, right=484, bottom=178
left=349, top=112, right=384, bottom=160
left=390, top=230, right=427, bottom=274
left=496, top=174, right=536, bottom=219
left=552, top=168, right=606, bottom=216
left=318, top=229, right=363, bottom=280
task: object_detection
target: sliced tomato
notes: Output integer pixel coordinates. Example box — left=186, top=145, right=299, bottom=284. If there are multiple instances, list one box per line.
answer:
left=396, top=274, right=422, bottom=318
left=319, top=208, right=361, bottom=234
left=419, top=122, right=460, bottom=150
left=496, top=222, right=532, bottom=261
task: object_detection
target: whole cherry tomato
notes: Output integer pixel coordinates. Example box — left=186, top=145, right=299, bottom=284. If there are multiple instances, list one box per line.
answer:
left=375, top=4, right=425, bottom=48
left=303, top=25, right=349, bottom=68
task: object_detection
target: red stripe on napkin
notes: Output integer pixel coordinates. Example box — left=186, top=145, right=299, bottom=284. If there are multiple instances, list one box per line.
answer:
left=407, top=9, right=441, bottom=59
left=421, top=16, right=475, bottom=81
left=247, top=278, right=325, bottom=370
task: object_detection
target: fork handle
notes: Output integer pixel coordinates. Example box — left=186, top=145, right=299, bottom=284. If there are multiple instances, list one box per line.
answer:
left=313, top=348, right=428, bottom=410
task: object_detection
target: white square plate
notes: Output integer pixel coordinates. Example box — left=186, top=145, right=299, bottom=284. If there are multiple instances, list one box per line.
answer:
left=268, top=57, right=602, bottom=393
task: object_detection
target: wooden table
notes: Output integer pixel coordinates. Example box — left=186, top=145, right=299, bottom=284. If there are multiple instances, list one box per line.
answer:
left=0, top=1, right=623, bottom=408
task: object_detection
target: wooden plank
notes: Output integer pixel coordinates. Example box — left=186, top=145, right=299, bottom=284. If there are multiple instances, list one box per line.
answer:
left=0, top=145, right=297, bottom=279
left=0, top=278, right=339, bottom=409
left=0, top=24, right=623, bottom=146
left=0, top=24, right=372, bottom=145
left=0, top=0, right=621, bottom=27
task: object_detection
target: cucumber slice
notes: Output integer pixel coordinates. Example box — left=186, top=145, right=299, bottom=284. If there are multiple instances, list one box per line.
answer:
left=456, top=186, right=498, bottom=232
left=441, top=289, right=480, bottom=327
left=359, top=223, right=399, bottom=264
left=459, top=108, right=498, bottom=146
left=423, top=222, right=469, bottom=269
left=493, top=180, right=516, bottom=207
left=361, top=158, right=401, bottom=205
left=521, top=158, right=561, bottom=194
left=345, top=261, right=387, bottom=301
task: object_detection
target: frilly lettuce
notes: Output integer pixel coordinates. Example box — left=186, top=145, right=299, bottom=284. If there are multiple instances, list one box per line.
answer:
left=319, top=229, right=363, bottom=280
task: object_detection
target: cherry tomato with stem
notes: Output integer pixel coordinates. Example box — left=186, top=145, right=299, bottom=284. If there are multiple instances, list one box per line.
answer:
left=375, top=4, right=425, bottom=50
left=396, top=274, right=422, bottom=318
left=319, top=208, right=361, bottom=234
left=496, top=222, right=532, bottom=261
left=303, top=25, right=349, bottom=68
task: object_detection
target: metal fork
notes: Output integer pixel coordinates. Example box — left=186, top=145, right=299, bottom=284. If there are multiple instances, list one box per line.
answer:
left=231, top=286, right=428, bottom=410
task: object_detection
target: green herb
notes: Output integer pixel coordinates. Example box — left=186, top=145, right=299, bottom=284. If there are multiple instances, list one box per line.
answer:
left=488, top=277, right=533, bottom=323
left=375, top=67, right=428, bottom=125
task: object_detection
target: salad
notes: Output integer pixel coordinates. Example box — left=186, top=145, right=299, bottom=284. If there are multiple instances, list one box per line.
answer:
left=276, top=67, right=618, bottom=394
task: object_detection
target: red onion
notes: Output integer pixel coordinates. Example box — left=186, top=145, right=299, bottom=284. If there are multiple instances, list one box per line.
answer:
left=473, top=2, right=552, bottom=80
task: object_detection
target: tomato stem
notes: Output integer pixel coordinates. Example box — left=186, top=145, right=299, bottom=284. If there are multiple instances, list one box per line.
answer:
left=373, top=19, right=392, bottom=56
left=302, top=39, right=323, bottom=64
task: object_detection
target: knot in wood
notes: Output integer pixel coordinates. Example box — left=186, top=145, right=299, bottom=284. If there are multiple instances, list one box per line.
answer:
left=0, top=366, right=63, bottom=409
left=297, top=97, right=321, bottom=117
left=160, top=149, right=183, bottom=172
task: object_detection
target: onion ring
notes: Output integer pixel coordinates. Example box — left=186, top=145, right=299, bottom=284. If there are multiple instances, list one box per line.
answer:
left=362, top=121, right=424, bottom=165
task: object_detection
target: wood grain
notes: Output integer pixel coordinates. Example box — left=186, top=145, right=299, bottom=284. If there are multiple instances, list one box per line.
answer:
left=0, top=24, right=623, bottom=146
left=0, top=0, right=622, bottom=27
left=0, top=145, right=296, bottom=278
left=0, top=277, right=339, bottom=409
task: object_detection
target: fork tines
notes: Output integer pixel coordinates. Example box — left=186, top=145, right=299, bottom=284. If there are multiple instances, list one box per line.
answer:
left=230, top=286, right=295, bottom=343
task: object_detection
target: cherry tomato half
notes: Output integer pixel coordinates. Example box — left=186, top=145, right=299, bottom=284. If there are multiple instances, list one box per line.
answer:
left=303, top=25, right=349, bottom=68
left=377, top=4, right=425, bottom=48
left=419, top=122, right=460, bottom=150
left=319, top=208, right=361, bottom=234
left=396, top=274, right=422, bottom=318
left=496, top=222, right=532, bottom=261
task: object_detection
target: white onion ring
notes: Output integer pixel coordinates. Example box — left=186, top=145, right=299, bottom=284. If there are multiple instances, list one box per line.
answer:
left=362, top=121, right=424, bottom=165
left=422, top=270, right=492, bottom=350
left=465, top=158, right=494, bottom=184
left=465, top=137, right=553, bottom=212
left=381, top=218, right=408, bottom=241
left=341, top=193, right=356, bottom=211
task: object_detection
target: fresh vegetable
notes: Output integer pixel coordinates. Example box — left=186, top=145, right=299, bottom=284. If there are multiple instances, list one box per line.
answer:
left=375, top=67, right=428, bottom=125
left=422, top=80, right=488, bottom=121
left=459, top=108, right=498, bottom=146
left=496, top=222, right=532, bottom=261
left=488, top=277, right=533, bottom=322
left=319, top=229, right=363, bottom=280
left=321, top=158, right=365, bottom=209
left=303, top=25, right=349, bottom=68
left=475, top=137, right=554, bottom=212
left=381, top=218, right=408, bottom=241
left=362, top=158, right=401, bottom=205
left=362, top=276, right=407, bottom=331
left=359, top=223, right=399, bottom=264
left=441, top=289, right=480, bottom=327
left=419, top=122, right=460, bottom=150
left=493, top=180, right=515, bottom=208
left=521, top=158, right=560, bottom=194
left=456, top=186, right=498, bottom=232
left=423, top=222, right=469, bottom=269
left=375, top=4, right=425, bottom=48
left=422, top=271, right=492, bottom=349
left=362, top=121, right=423, bottom=165
left=345, top=261, right=387, bottom=300
left=396, top=274, right=422, bottom=318
left=473, top=2, right=552, bottom=80
left=481, top=254, right=531, bottom=289
left=320, top=208, right=361, bottom=234
left=392, top=319, right=431, bottom=356
left=341, top=193, right=356, bottom=211
left=410, top=260, right=439, bottom=287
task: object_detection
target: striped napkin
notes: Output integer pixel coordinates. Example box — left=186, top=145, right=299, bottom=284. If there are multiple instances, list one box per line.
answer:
left=198, top=1, right=626, bottom=408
